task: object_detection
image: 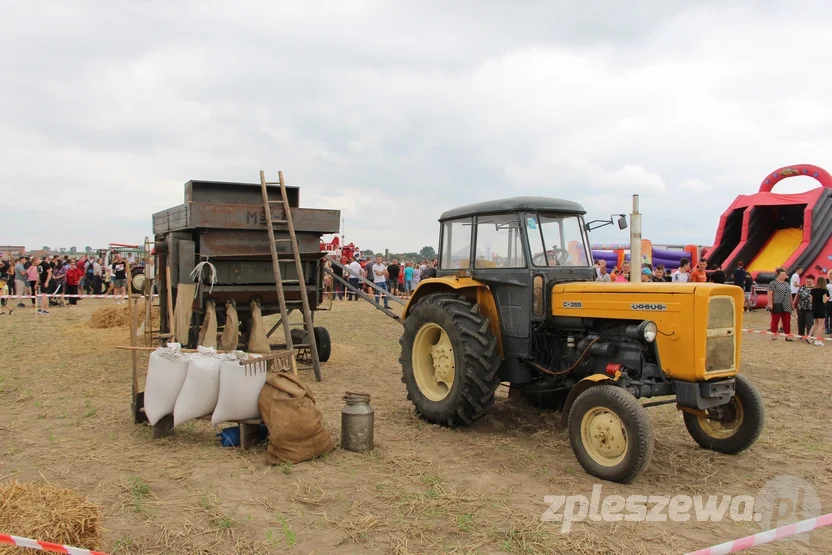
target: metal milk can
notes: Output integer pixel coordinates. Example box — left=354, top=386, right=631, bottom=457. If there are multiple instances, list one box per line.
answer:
left=341, top=391, right=374, bottom=452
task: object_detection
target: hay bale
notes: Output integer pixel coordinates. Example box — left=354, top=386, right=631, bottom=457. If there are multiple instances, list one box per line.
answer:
left=89, top=301, right=159, bottom=329
left=89, top=305, right=130, bottom=328
left=0, top=480, right=103, bottom=553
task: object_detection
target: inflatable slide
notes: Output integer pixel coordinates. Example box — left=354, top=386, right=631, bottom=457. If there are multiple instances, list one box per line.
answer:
left=704, top=164, right=832, bottom=285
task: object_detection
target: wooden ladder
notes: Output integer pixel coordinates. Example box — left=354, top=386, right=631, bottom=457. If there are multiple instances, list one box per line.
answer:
left=259, top=170, right=323, bottom=381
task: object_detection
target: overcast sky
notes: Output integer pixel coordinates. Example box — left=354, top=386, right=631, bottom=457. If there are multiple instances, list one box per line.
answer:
left=2, top=0, right=832, bottom=254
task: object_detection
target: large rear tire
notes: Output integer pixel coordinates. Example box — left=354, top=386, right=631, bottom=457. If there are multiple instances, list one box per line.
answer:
left=683, top=374, right=764, bottom=454
left=568, top=385, right=654, bottom=483
left=399, top=293, right=500, bottom=427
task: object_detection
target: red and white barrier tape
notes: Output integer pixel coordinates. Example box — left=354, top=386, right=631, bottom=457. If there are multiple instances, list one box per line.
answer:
left=0, top=533, right=108, bottom=555
left=0, top=294, right=159, bottom=300
left=324, top=291, right=408, bottom=300
left=742, top=329, right=826, bottom=341
left=686, top=512, right=832, bottom=554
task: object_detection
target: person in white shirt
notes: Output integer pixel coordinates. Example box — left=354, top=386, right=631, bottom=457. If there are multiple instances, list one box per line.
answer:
left=595, top=260, right=611, bottom=282
left=790, top=266, right=803, bottom=302
left=346, top=258, right=363, bottom=301
left=672, top=259, right=691, bottom=282
left=371, top=255, right=390, bottom=308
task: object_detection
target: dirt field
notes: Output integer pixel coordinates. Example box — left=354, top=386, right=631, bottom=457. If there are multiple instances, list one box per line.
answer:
left=1, top=298, right=830, bottom=554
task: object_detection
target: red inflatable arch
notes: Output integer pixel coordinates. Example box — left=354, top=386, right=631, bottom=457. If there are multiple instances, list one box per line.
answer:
left=704, top=163, right=832, bottom=294
left=758, top=164, right=832, bottom=193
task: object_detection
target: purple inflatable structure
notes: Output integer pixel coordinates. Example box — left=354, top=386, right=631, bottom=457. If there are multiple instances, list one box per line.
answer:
left=591, top=246, right=689, bottom=271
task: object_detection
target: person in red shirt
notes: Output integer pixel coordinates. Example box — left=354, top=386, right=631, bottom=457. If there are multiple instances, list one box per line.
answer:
left=65, top=260, right=83, bottom=306
left=691, top=258, right=709, bottom=283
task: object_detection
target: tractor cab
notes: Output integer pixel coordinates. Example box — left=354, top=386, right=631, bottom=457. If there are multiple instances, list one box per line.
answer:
left=437, top=197, right=595, bottom=279
left=434, top=197, right=596, bottom=363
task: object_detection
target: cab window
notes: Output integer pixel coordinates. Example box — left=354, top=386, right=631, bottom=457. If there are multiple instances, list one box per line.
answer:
left=440, top=217, right=472, bottom=270
left=527, top=213, right=591, bottom=267
left=475, top=214, right=525, bottom=268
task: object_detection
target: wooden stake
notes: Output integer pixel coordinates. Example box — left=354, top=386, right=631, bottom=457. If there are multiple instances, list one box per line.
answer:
left=144, top=273, right=152, bottom=347
left=165, top=265, right=175, bottom=343
left=125, top=258, right=139, bottom=416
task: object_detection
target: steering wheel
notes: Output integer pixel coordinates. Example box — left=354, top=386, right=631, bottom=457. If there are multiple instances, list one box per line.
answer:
left=548, top=248, right=570, bottom=266
left=533, top=248, right=570, bottom=266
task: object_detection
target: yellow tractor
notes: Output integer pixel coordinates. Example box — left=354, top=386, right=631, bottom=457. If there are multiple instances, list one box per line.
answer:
left=399, top=197, right=764, bottom=483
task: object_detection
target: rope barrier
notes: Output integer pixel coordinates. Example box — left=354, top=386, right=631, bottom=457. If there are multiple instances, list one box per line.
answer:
left=0, top=533, right=109, bottom=555
left=741, top=328, right=827, bottom=342
left=685, top=512, right=832, bottom=554
left=323, top=290, right=408, bottom=300
left=0, top=294, right=159, bottom=300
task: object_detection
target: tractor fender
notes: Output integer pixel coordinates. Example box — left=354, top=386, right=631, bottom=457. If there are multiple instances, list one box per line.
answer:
left=403, top=276, right=503, bottom=357
left=561, top=374, right=619, bottom=426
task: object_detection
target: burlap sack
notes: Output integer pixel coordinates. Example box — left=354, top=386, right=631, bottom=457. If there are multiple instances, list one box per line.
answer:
left=198, top=300, right=218, bottom=348
left=173, top=283, right=197, bottom=345
left=248, top=300, right=271, bottom=354
left=220, top=300, right=239, bottom=351
left=257, top=372, right=335, bottom=464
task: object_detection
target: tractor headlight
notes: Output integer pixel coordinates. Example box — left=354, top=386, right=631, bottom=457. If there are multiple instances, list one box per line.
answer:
left=624, top=321, right=658, bottom=342
left=639, top=321, right=658, bottom=343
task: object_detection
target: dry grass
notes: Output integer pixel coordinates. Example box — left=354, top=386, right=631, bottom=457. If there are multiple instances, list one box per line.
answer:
left=0, top=299, right=830, bottom=554
left=0, top=480, right=103, bottom=553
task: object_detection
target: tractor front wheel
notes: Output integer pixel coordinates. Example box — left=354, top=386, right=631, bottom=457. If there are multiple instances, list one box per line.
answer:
left=683, top=374, right=764, bottom=454
left=399, top=293, right=501, bottom=427
left=568, top=385, right=654, bottom=483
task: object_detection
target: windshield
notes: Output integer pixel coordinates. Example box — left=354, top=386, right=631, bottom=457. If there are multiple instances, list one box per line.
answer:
left=526, top=213, right=591, bottom=267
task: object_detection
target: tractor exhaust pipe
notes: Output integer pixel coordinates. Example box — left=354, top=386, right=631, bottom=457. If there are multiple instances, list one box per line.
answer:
left=630, top=194, right=642, bottom=283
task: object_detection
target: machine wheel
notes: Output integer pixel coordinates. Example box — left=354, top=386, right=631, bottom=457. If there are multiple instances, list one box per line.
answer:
left=290, top=326, right=332, bottom=362
left=131, top=267, right=145, bottom=294
left=683, top=374, right=764, bottom=454
left=314, top=326, right=331, bottom=363
left=568, top=385, right=654, bottom=483
left=399, top=293, right=500, bottom=427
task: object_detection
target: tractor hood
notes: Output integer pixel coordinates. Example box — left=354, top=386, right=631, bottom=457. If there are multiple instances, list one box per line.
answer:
left=551, top=281, right=745, bottom=382
left=555, top=282, right=719, bottom=295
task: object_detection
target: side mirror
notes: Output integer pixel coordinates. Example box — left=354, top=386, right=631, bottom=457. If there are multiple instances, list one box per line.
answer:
left=617, top=215, right=628, bottom=230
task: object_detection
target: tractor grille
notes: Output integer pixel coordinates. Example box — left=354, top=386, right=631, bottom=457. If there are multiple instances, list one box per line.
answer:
left=705, top=296, right=736, bottom=374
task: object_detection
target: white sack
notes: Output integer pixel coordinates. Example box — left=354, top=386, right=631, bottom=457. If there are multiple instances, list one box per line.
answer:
left=173, top=346, right=229, bottom=426
left=143, top=343, right=190, bottom=425
left=211, top=352, right=266, bottom=425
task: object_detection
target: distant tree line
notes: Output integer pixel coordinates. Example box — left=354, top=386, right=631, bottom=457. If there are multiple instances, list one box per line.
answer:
left=363, top=246, right=437, bottom=260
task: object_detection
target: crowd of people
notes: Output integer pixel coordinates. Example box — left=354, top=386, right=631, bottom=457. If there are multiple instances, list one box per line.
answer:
left=0, top=253, right=136, bottom=315
left=325, top=254, right=439, bottom=307
left=324, top=252, right=832, bottom=345
left=766, top=265, right=832, bottom=346
left=593, top=257, right=734, bottom=285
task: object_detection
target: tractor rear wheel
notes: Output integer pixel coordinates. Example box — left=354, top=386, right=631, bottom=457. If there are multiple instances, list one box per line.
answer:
left=683, top=374, right=764, bottom=454
left=399, top=293, right=500, bottom=427
left=568, top=385, right=654, bottom=483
